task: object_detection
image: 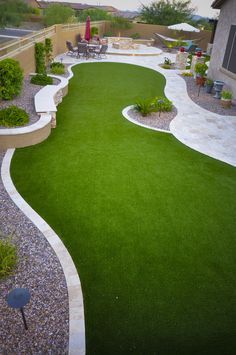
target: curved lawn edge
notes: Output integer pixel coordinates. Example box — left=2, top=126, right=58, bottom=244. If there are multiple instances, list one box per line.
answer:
left=122, top=105, right=172, bottom=134
left=1, top=149, right=85, bottom=355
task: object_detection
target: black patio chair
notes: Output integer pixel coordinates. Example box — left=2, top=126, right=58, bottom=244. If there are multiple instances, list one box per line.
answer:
left=77, top=43, right=88, bottom=59
left=66, top=41, right=77, bottom=56
left=94, top=44, right=108, bottom=59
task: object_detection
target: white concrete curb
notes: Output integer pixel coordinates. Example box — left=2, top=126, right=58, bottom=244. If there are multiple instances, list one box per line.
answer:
left=122, top=105, right=172, bottom=134
left=1, top=123, right=85, bottom=354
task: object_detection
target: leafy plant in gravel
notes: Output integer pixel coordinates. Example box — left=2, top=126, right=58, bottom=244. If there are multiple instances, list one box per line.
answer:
left=135, top=98, right=154, bottom=116
left=0, top=58, right=23, bottom=100
left=0, top=232, right=17, bottom=279
left=0, top=106, right=29, bottom=127
left=153, top=96, right=173, bottom=113
left=50, top=62, right=65, bottom=75
left=30, top=74, right=53, bottom=86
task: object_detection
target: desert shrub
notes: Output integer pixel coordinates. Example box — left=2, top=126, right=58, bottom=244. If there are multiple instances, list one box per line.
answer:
left=0, top=106, right=29, bottom=127
left=30, top=74, right=53, bottom=86
left=35, top=42, right=46, bottom=74
left=162, top=64, right=171, bottom=69
left=91, top=26, right=99, bottom=37
left=0, top=58, right=23, bottom=100
left=153, top=97, right=173, bottom=112
left=135, top=98, right=154, bottom=116
left=130, top=32, right=140, bottom=39
left=0, top=233, right=17, bottom=279
left=50, top=62, right=65, bottom=74
left=182, top=71, right=193, bottom=77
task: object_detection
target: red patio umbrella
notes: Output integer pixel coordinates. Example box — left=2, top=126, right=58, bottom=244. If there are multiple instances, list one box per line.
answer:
left=85, top=16, right=91, bottom=42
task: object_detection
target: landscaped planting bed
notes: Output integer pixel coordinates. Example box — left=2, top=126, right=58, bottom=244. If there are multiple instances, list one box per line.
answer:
left=10, top=63, right=236, bottom=354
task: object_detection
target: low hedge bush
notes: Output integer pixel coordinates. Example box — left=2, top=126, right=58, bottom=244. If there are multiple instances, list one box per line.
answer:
left=0, top=106, right=29, bottom=127
left=0, top=234, right=18, bottom=279
left=50, top=62, right=65, bottom=75
left=0, top=58, right=23, bottom=100
left=30, top=74, right=53, bottom=85
left=153, top=97, right=173, bottom=112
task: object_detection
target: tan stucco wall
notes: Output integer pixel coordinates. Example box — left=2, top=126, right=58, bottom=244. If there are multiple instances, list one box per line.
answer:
left=114, top=23, right=211, bottom=51
left=0, top=122, right=51, bottom=150
left=208, top=0, right=236, bottom=97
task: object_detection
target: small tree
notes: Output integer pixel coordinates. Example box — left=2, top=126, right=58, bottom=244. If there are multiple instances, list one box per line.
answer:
left=35, top=42, right=46, bottom=74
left=44, top=3, right=75, bottom=26
left=0, top=59, right=23, bottom=100
left=0, top=0, right=33, bottom=28
left=140, top=0, right=195, bottom=26
left=110, top=16, right=133, bottom=34
left=45, top=38, right=53, bottom=67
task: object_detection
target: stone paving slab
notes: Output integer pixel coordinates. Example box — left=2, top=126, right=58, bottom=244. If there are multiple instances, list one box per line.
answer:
left=56, top=51, right=236, bottom=167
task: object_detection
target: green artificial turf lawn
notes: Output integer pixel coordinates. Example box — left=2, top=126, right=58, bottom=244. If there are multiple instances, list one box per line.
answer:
left=11, top=63, right=236, bottom=354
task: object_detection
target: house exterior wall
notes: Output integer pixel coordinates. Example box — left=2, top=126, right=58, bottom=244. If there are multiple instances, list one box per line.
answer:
left=208, top=0, right=236, bottom=97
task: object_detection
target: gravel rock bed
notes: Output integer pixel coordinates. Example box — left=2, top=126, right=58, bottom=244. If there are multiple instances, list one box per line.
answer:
left=182, top=76, right=236, bottom=116
left=0, top=151, right=69, bottom=353
left=128, top=106, right=177, bottom=131
left=0, top=77, right=42, bottom=129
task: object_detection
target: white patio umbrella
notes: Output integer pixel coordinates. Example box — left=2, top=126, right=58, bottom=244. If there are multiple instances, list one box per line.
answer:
left=168, top=23, right=200, bottom=32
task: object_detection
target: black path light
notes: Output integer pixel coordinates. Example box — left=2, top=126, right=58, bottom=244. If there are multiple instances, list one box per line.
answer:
left=6, top=288, right=31, bottom=330
left=157, top=99, right=164, bottom=117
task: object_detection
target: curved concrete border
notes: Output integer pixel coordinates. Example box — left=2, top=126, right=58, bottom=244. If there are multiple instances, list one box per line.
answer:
left=0, top=74, right=70, bottom=150
left=122, top=105, right=172, bottom=134
left=1, top=149, right=85, bottom=355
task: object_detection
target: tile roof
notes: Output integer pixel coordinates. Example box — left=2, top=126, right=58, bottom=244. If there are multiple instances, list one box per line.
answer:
left=211, top=0, right=227, bottom=9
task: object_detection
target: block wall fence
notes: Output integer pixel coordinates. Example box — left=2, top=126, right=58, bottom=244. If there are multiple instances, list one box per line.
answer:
left=0, top=21, right=211, bottom=75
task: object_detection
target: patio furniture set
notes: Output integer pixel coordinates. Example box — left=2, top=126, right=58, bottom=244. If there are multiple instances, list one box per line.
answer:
left=66, top=40, right=108, bottom=59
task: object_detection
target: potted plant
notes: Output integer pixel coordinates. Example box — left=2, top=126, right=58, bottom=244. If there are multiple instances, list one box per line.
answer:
left=205, top=78, right=214, bottom=93
left=194, top=62, right=208, bottom=86
left=221, top=90, right=233, bottom=108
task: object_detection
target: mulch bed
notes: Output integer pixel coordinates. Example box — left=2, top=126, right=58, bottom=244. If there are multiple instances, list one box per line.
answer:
left=181, top=76, right=236, bottom=116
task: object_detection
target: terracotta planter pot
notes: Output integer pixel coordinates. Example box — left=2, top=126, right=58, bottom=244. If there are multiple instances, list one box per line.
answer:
left=196, top=76, right=206, bottom=86
left=221, top=98, right=232, bottom=108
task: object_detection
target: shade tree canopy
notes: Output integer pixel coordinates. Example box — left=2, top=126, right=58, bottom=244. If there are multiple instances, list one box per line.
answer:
left=140, top=0, right=195, bottom=26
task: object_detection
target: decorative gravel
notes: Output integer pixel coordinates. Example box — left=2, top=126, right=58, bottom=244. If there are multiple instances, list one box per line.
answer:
left=0, top=151, right=69, bottom=353
left=0, top=77, right=43, bottom=129
left=128, top=106, right=177, bottom=131
left=182, top=76, right=236, bottom=116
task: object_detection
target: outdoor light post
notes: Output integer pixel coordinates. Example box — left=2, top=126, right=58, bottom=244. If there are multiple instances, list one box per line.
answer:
left=6, top=288, right=31, bottom=330
left=157, top=99, right=164, bottom=117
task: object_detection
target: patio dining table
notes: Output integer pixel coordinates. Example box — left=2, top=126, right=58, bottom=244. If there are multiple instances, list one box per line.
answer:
left=87, top=43, right=101, bottom=58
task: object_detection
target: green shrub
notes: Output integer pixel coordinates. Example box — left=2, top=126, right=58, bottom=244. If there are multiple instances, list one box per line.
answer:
left=182, top=71, right=193, bottom=77
left=135, top=98, right=154, bottom=116
left=0, top=234, right=17, bottom=279
left=35, top=42, right=46, bottom=74
left=50, top=62, right=64, bottom=69
left=0, top=106, right=29, bottom=127
left=91, top=26, right=99, bottom=37
left=30, top=74, right=53, bottom=86
left=50, top=62, right=65, bottom=75
left=45, top=38, right=53, bottom=66
left=195, top=62, right=208, bottom=77
left=162, top=64, right=171, bottom=69
left=130, top=32, right=140, bottom=39
left=153, top=97, right=173, bottom=112
left=221, top=90, right=233, bottom=100
left=0, top=58, right=23, bottom=100
left=50, top=66, right=65, bottom=75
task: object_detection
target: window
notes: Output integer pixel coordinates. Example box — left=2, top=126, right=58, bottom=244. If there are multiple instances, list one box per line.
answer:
left=222, top=25, right=236, bottom=74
